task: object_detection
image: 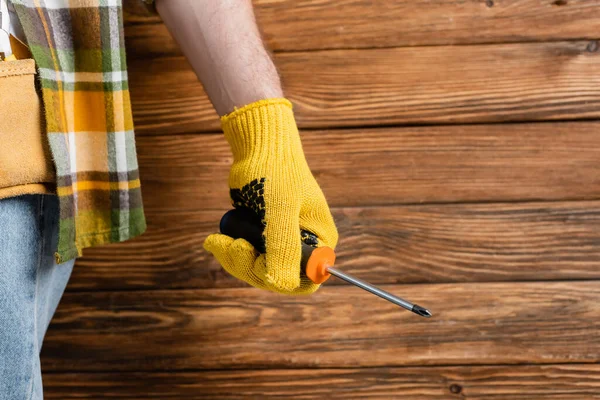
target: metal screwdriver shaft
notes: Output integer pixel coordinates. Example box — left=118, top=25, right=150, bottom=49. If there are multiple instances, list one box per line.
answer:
left=327, top=267, right=432, bottom=318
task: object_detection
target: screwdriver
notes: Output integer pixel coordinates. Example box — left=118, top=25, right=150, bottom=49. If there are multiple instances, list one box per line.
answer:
left=219, top=208, right=432, bottom=318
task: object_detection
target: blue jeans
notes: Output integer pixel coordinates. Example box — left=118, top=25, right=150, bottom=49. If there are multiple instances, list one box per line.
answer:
left=0, top=195, right=74, bottom=400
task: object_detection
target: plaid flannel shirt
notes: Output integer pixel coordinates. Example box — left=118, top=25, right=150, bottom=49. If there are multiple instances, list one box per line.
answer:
left=12, top=0, right=147, bottom=263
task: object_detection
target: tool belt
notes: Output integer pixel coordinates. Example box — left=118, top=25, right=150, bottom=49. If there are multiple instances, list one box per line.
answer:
left=0, top=40, right=55, bottom=199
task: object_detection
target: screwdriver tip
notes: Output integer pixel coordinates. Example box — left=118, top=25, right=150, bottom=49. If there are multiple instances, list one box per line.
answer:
left=412, top=304, right=432, bottom=318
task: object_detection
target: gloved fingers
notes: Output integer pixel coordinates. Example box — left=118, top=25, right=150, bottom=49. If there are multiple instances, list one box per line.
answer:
left=204, top=233, right=268, bottom=290
left=205, top=232, right=319, bottom=294
left=229, top=239, right=270, bottom=289
left=263, top=203, right=303, bottom=292
left=203, top=233, right=236, bottom=266
left=299, top=201, right=339, bottom=249
left=287, top=276, right=321, bottom=295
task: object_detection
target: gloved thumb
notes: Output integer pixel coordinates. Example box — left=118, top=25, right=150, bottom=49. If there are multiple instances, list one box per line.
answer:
left=203, top=233, right=236, bottom=267
left=205, top=233, right=270, bottom=289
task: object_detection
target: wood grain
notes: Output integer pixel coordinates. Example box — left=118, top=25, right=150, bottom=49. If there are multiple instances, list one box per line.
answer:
left=72, top=200, right=600, bottom=290
left=132, top=122, right=600, bottom=211
left=43, top=364, right=600, bottom=399
left=128, top=41, right=600, bottom=134
left=123, top=0, right=600, bottom=57
left=65, top=3, right=600, bottom=398
left=41, top=282, right=600, bottom=371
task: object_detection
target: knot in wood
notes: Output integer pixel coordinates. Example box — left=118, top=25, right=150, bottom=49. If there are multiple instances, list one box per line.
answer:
left=449, top=383, right=463, bottom=394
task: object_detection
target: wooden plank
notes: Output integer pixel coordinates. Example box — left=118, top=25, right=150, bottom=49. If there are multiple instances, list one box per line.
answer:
left=128, top=41, right=600, bottom=134
left=43, top=364, right=600, bottom=399
left=41, top=282, right=600, bottom=371
left=123, top=0, right=600, bottom=57
left=131, top=122, right=600, bottom=211
left=72, top=200, right=600, bottom=290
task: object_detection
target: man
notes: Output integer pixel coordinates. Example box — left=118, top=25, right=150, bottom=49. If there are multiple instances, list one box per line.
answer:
left=0, top=0, right=337, bottom=398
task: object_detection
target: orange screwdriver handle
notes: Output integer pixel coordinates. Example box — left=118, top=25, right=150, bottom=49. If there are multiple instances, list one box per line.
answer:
left=219, top=208, right=336, bottom=284
left=303, top=245, right=335, bottom=284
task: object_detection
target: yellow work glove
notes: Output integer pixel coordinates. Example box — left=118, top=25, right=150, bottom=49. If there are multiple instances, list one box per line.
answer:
left=204, top=98, right=338, bottom=294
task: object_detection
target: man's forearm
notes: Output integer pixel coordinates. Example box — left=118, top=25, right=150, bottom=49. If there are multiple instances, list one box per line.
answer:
left=155, top=0, right=283, bottom=116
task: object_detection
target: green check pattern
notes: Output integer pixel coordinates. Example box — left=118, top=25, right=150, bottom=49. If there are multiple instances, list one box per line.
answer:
left=12, top=0, right=146, bottom=262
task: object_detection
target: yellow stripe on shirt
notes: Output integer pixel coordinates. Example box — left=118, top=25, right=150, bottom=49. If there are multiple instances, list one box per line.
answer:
left=57, top=179, right=141, bottom=196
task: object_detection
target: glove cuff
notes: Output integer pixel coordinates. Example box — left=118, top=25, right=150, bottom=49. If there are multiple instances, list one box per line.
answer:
left=221, top=98, right=299, bottom=160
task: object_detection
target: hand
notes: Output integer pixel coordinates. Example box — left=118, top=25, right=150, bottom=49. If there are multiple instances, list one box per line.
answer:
left=204, top=99, right=338, bottom=294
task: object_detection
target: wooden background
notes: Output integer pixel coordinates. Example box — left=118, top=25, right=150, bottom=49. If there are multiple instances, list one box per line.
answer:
left=43, top=0, right=600, bottom=398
